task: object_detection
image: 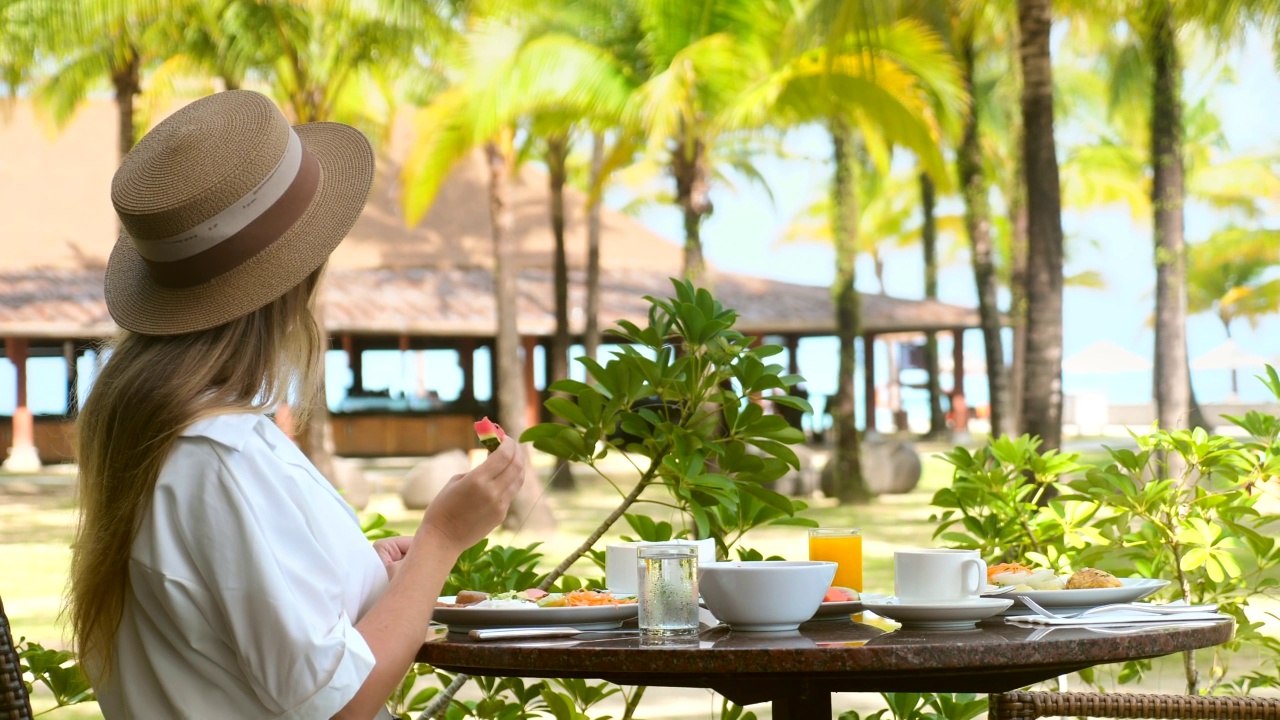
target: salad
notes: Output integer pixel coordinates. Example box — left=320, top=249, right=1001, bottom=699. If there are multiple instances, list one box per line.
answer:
left=988, top=562, right=1125, bottom=591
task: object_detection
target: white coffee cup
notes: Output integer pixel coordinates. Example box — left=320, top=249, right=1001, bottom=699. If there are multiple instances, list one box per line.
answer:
left=606, top=539, right=716, bottom=594
left=894, top=549, right=986, bottom=604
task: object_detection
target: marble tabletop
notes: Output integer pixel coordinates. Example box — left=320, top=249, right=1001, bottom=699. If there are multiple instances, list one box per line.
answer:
left=416, top=616, right=1234, bottom=718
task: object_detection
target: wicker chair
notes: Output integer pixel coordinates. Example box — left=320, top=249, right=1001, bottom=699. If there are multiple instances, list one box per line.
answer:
left=990, top=691, right=1280, bottom=720
left=1, top=596, right=34, bottom=720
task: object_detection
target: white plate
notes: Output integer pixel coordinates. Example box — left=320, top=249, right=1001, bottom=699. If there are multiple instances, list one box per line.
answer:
left=862, top=597, right=1014, bottom=630
left=808, top=599, right=868, bottom=621
left=433, top=596, right=638, bottom=633
left=988, top=578, right=1170, bottom=615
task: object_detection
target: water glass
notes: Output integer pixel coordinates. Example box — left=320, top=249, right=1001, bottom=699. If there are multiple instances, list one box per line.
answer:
left=637, top=545, right=699, bottom=637
left=807, top=528, right=863, bottom=592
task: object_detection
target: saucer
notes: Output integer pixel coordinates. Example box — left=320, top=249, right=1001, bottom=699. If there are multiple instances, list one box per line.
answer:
left=861, top=597, right=1014, bottom=630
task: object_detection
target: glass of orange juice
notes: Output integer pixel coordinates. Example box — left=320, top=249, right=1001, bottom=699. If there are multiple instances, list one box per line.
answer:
left=808, top=528, right=863, bottom=592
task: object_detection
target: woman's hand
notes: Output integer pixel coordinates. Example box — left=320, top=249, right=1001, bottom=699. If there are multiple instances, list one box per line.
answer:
left=372, top=536, right=413, bottom=581
left=418, top=436, right=525, bottom=556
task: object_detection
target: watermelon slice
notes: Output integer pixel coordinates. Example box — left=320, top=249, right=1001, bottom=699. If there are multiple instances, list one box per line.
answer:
left=474, top=416, right=507, bottom=452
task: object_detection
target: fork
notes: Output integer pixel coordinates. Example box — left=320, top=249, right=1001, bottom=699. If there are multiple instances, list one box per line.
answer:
left=1020, top=597, right=1218, bottom=620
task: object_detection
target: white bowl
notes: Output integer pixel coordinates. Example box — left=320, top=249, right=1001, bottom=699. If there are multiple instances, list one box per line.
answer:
left=698, top=560, right=837, bottom=632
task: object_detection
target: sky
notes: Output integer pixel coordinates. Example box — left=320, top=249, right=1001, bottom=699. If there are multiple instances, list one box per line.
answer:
left=2, top=30, right=1278, bottom=430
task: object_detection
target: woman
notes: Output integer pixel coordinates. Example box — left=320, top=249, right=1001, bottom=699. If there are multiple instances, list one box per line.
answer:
left=68, top=90, right=525, bottom=719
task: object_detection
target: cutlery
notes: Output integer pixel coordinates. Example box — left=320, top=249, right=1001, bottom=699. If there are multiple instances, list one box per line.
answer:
left=468, top=627, right=642, bottom=641
left=1020, top=597, right=1218, bottom=621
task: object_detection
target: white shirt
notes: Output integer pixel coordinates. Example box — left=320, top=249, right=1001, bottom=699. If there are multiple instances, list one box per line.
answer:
left=95, top=413, right=392, bottom=719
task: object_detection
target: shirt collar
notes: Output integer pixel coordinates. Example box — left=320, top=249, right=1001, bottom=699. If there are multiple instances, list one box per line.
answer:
left=180, top=412, right=266, bottom=451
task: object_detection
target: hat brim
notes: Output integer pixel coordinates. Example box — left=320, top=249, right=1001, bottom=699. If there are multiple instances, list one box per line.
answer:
left=104, top=121, right=374, bottom=336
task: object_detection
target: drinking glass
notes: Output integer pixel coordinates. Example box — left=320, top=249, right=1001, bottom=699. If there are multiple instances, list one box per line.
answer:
left=807, top=528, right=863, bottom=592
left=637, top=545, right=699, bottom=637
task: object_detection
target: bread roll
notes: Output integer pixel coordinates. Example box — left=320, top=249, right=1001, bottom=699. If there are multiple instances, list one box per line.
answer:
left=1066, top=568, right=1122, bottom=589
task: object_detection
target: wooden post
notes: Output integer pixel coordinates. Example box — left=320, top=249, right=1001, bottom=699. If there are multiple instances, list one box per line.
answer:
left=459, top=339, right=476, bottom=404
left=951, top=330, right=970, bottom=431
left=522, top=336, right=539, bottom=431
left=4, top=338, right=41, bottom=472
left=863, top=333, right=877, bottom=433
left=785, top=334, right=801, bottom=376
left=487, top=341, right=499, bottom=410
left=342, top=334, right=364, bottom=396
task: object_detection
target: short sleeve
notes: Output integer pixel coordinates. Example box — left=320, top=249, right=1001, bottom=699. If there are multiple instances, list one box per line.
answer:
left=154, top=438, right=376, bottom=718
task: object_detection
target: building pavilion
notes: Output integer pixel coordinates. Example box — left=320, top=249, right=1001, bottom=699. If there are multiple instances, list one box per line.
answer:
left=0, top=101, right=982, bottom=468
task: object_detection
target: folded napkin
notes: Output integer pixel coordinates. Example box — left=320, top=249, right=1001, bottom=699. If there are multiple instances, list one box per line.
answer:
left=1007, top=604, right=1224, bottom=627
left=1022, top=620, right=1225, bottom=641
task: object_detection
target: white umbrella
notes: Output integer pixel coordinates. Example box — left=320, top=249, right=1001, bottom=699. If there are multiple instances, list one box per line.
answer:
left=1190, top=339, right=1270, bottom=371
left=1192, top=339, right=1272, bottom=399
left=1063, top=340, right=1153, bottom=374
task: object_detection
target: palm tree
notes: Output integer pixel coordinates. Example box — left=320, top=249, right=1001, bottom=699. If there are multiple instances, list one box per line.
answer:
left=625, top=0, right=777, bottom=282
left=741, top=1, right=964, bottom=502
left=948, top=0, right=1018, bottom=439
left=1058, top=32, right=1280, bottom=421
left=30, top=0, right=187, bottom=159
left=401, top=13, right=630, bottom=442
left=0, top=0, right=37, bottom=112
left=1060, top=0, right=1274, bottom=431
left=1015, top=0, right=1066, bottom=452
left=780, top=164, right=964, bottom=297
left=210, top=0, right=441, bottom=480
left=1186, top=228, right=1280, bottom=396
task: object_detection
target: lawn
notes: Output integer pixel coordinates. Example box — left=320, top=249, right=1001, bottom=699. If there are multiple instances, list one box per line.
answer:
left=3, top=442, right=1277, bottom=718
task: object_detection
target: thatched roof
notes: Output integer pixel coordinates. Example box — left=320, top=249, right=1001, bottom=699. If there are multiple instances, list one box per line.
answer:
left=0, top=266, right=980, bottom=343
left=0, top=99, right=982, bottom=343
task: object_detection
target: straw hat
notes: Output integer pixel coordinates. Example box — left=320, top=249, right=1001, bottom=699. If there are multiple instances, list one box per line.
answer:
left=105, top=90, right=374, bottom=335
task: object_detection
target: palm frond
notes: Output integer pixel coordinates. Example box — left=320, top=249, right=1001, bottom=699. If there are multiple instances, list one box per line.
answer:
left=401, top=86, right=479, bottom=224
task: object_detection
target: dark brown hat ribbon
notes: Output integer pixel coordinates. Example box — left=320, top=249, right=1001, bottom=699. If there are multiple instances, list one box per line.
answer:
left=134, top=130, right=321, bottom=289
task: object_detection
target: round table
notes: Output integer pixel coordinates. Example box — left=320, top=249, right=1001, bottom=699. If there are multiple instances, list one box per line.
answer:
left=417, top=618, right=1233, bottom=718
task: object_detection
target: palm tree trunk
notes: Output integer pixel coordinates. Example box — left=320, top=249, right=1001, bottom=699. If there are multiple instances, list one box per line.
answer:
left=1150, top=0, right=1190, bottom=431
left=829, top=119, right=869, bottom=504
left=1006, top=28, right=1029, bottom=438
left=1009, top=176, right=1029, bottom=437
left=486, top=140, right=526, bottom=437
left=958, top=31, right=1010, bottom=439
left=546, top=133, right=574, bottom=490
left=111, top=54, right=140, bottom=160
left=920, top=172, right=946, bottom=438
left=583, top=132, right=605, bottom=365
left=674, top=133, right=710, bottom=282
left=1017, top=0, right=1065, bottom=451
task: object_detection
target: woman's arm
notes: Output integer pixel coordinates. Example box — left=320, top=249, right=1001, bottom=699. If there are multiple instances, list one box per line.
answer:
left=334, top=437, right=525, bottom=720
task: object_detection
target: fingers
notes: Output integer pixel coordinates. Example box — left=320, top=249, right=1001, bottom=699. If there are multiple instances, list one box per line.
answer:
left=417, top=437, right=529, bottom=551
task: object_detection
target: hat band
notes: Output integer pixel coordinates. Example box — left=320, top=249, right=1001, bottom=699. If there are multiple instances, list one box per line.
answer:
left=140, top=136, right=322, bottom=289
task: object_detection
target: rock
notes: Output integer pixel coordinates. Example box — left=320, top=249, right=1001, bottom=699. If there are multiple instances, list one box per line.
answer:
left=820, top=438, right=922, bottom=497
left=332, top=458, right=371, bottom=511
left=400, top=450, right=471, bottom=510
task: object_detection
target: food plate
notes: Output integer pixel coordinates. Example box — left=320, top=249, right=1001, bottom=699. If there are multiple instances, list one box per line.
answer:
left=988, top=578, right=1170, bottom=616
left=808, top=600, right=868, bottom=621
left=862, top=597, right=1014, bottom=630
left=433, top=596, right=638, bottom=633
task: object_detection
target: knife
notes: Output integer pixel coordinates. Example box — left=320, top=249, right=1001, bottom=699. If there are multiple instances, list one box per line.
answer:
left=468, top=627, right=640, bottom=641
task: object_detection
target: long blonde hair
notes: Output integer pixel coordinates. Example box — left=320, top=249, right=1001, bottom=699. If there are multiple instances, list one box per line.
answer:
left=69, top=268, right=325, bottom=678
